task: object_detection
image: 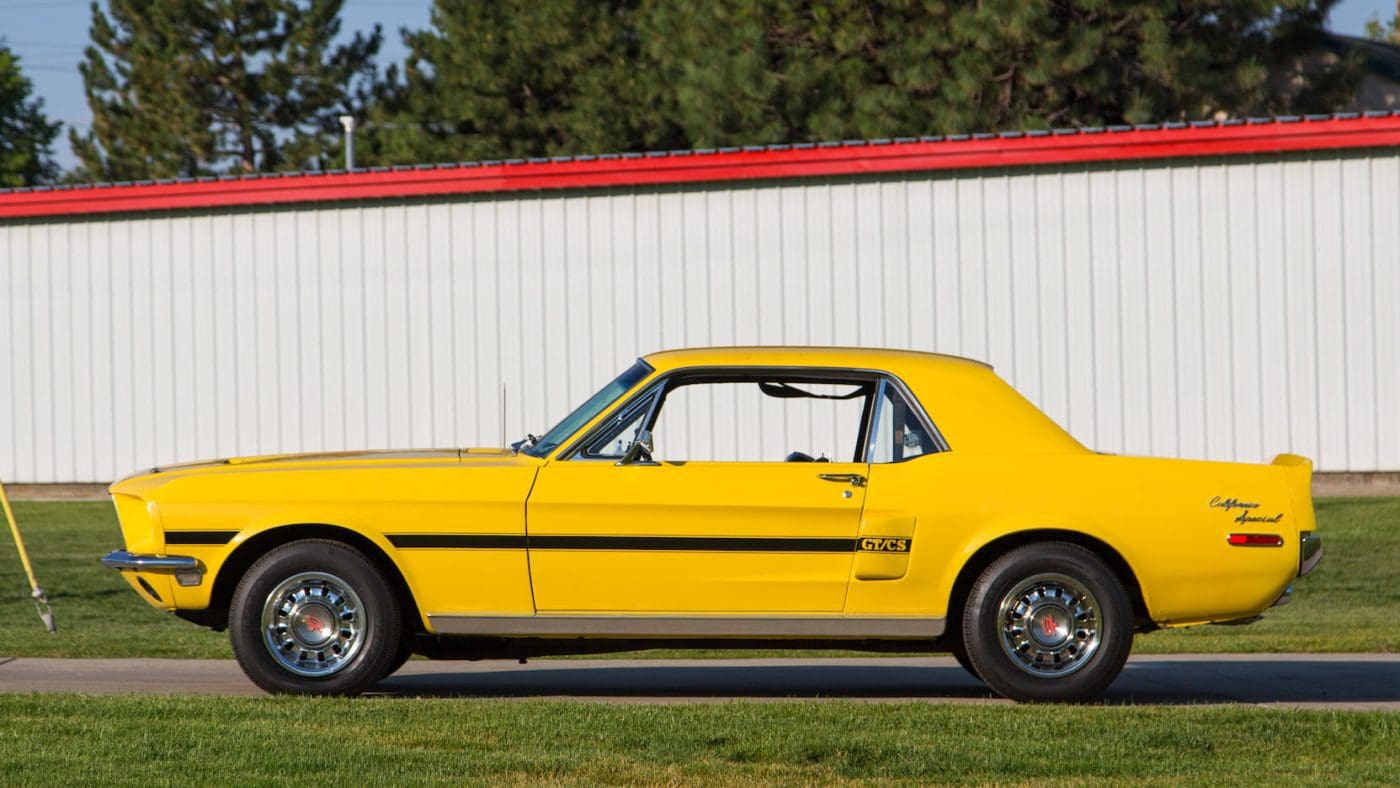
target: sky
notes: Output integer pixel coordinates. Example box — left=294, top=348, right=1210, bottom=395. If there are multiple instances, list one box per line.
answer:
left=1, top=0, right=1395, bottom=172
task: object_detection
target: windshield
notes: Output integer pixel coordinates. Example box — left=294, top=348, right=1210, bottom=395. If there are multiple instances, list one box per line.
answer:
left=524, top=361, right=654, bottom=457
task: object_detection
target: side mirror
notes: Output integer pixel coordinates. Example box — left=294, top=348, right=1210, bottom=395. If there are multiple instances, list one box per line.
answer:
left=616, top=430, right=658, bottom=466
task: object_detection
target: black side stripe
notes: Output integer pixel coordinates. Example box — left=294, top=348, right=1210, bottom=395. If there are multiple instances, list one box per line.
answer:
left=388, top=534, right=528, bottom=549
left=532, top=535, right=856, bottom=552
left=387, top=534, right=859, bottom=553
left=165, top=531, right=238, bottom=545
left=167, top=532, right=914, bottom=552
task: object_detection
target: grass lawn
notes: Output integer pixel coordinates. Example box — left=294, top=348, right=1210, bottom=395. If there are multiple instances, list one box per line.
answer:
left=0, top=502, right=231, bottom=658
left=0, top=696, right=1395, bottom=784
left=0, top=497, right=1396, bottom=659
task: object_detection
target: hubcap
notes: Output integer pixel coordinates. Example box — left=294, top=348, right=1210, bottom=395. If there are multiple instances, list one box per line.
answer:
left=996, top=572, right=1101, bottom=678
left=261, top=571, right=366, bottom=677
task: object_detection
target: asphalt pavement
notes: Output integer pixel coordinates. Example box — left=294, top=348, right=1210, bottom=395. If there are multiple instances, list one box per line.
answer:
left=0, top=653, right=1396, bottom=709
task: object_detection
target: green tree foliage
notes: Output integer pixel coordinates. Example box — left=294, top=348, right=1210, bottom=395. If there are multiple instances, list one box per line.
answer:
left=1365, top=1, right=1399, bottom=43
left=358, top=0, right=643, bottom=164
left=368, top=0, right=1358, bottom=165
left=71, top=0, right=380, bottom=181
left=0, top=44, right=60, bottom=187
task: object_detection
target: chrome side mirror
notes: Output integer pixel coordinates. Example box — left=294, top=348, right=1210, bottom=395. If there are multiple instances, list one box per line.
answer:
left=616, top=430, right=658, bottom=466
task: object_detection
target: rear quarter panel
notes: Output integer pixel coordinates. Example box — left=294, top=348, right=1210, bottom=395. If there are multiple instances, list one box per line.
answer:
left=851, top=452, right=1301, bottom=626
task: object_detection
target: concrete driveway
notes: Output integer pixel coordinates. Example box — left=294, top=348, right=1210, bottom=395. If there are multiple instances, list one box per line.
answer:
left=1, top=653, right=1396, bottom=709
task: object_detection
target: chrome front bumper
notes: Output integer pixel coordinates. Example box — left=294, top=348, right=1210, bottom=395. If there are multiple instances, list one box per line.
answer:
left=102, top=550, right=204, bottom=587
left=100, top=550, right=197, bottom=571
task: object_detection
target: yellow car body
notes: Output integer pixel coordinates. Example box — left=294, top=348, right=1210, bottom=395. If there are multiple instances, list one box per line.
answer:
left=104, top=347, right=1320, bottom=699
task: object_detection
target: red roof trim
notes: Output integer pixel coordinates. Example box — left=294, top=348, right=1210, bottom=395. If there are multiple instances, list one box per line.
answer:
left=3, top=115, right=1398, bottom=220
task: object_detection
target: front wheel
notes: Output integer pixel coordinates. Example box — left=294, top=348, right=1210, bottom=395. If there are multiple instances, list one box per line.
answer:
left=229, top=539, right=401, bottom=695
left=961, top=542, right=1133, bottom=703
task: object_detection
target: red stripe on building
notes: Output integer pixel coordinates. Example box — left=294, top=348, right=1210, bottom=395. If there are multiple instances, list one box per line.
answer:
left=3, top=115, right=1398, bottom=219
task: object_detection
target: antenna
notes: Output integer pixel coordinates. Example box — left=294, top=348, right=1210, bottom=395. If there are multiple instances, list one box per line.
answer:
left=500, top=382, right=507, bottom=447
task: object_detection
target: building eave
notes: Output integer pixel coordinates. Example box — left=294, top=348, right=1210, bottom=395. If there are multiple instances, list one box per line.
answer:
left=2, top=112, right=1399, bottom=220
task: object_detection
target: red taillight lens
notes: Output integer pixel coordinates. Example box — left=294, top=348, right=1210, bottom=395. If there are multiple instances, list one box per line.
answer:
left=1228, top=533, right=1284, bottom=547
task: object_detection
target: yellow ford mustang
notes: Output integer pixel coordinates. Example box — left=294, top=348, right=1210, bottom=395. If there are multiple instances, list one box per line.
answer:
left=102, top=347, right=1320, bottom=701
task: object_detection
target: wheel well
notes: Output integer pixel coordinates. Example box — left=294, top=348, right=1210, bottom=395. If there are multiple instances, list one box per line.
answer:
left=944, top=529, right=1153, bottom=640
left=197, top=524, right=422, bottom=634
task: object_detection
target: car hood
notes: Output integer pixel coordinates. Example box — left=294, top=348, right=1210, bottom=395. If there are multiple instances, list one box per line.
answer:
left=109, top=447, right=528, bottom=496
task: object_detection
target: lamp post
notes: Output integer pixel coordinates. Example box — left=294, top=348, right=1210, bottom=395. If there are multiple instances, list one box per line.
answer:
left=339, top=115, right=356, bottom=170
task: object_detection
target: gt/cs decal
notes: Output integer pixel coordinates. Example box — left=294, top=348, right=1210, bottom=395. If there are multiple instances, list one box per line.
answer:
left=858, top=537, right=911, bottom=553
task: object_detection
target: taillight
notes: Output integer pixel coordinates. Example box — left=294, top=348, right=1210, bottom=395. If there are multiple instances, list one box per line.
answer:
left=1228, top=533, right=1285, bottom=547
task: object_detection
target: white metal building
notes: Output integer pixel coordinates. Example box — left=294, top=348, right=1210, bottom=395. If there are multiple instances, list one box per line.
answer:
left=2, top=114, right=1398, bottom=483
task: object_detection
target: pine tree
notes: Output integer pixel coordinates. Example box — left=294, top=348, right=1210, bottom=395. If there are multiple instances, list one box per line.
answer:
left=0, top=44, right=61, bottom=187
left=71, top=0, right=380, bottom=180
left=361, top=0, right=645, bottom=165
left=640, top=0, right=1360, bottom=145
left=367, top=0, right=1358, bottom=166
left=1365, top=1, right=1399, bottom=43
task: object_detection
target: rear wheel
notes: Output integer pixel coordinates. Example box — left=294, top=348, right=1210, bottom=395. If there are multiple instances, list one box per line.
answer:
left=229, top=539, right=401, bottom=695
left=961, top=542, right=1133, bottom=702
left=383, top=634, right=414, bottom=678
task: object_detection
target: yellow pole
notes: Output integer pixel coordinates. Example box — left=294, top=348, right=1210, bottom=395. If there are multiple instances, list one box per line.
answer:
left=0, top=479, right=56, bottom=633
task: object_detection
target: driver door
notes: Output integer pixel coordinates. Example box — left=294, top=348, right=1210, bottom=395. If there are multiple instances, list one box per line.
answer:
left=526, top=373, right=875, bottom=614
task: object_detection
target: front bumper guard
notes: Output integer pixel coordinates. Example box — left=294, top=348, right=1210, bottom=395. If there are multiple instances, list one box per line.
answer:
left=101, top=550, right=197, bottom=571
left=101, top=550, right=204, bottom=587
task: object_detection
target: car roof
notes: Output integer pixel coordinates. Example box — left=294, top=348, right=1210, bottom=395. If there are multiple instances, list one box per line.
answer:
left=636, top=346, right=1083, bottom=455
left=640, top=346, right=992, bottom=374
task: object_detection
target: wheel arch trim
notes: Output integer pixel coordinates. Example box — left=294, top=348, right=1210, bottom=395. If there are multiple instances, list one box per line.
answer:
left=946, top=527, right=1154, bottom=634
left=205, top=523, right=425, bottom=632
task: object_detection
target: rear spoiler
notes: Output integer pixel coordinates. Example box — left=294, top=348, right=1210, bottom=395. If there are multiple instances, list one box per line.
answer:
left=1271, top=453, right=1312, bottom=483
left=1271, top=453, right=1316, bottom=535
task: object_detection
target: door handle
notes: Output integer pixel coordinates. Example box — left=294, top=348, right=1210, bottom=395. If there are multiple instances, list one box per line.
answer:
left=818, top=473, right=866, bottom=487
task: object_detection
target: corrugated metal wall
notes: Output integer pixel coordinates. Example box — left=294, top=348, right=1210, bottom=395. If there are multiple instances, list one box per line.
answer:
left=2, top=148, right=1397, bottom=482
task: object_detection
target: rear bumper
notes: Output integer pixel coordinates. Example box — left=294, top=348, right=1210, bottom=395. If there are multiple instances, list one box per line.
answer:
left=1271, top=531, right=1322, bottom=608
left=1298, top=531, right=1323, bottom=577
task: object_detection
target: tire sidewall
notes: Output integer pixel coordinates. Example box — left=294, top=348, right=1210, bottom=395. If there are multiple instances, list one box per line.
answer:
left=962, top=543, right=1133, bottom=703
left=229, top=540, right=400, bottom=695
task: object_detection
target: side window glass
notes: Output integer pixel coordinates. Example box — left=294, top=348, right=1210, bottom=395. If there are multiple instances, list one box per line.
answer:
left=577, top=391, right=657, bottom=459
left=650, top=380, right=871, bottom=463
left=867, top=384, right=937, bottom=463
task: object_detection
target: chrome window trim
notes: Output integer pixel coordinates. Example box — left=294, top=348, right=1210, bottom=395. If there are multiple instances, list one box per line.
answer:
left=574, top=388, right=663, bottom=460
left=555, top=364, right=949, bottom=462
left=863, top=377, right=949, bottom=463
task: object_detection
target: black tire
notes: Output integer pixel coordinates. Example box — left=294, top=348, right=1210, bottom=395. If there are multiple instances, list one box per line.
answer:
left=229, top=539, right=401, bottom=695
left=383, top=635, right=414, bottom=678
left=961, top=542, right=1133, bottom=703
left=949, top=639, right=982, bottom=683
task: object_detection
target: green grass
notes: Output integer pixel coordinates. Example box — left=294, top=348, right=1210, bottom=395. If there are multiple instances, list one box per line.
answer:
left=0, top=497, right=1396, bottom=659
left=0, top=502, right=231, bottom=658
left=0, top=696, right=1395, bottom=785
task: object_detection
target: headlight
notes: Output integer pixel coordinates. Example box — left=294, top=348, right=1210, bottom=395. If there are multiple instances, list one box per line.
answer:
left=111, top=494, right=162, bottom=554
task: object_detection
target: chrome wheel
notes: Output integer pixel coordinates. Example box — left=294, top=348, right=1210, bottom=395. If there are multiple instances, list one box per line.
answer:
left=260, top=571, right=366, bottom=678
left=997, top=572, right=1101, bottom=678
